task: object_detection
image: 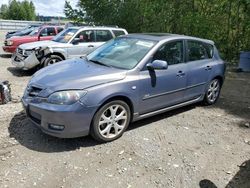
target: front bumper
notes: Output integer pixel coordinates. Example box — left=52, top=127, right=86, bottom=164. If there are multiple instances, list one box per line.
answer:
left=3, top=46, right=16, bottom=53
left=22, top=97, right=98, bottom=138
left=11, top=52, right=40, bottom=70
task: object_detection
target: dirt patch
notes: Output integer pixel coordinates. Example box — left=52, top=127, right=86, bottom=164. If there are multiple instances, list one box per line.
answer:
left=0, top=30, right=249, bottom=188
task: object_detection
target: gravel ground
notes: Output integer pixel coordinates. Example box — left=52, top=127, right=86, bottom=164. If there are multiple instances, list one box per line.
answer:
left=0, top=30, right=249, bottom=188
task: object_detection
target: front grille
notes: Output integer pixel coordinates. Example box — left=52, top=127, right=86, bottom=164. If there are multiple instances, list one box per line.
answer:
left=27, top=86, right=43, bottom=97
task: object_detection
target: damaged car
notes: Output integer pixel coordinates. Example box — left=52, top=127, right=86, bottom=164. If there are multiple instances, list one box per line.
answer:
left=11, top=26, right=128, bottom=70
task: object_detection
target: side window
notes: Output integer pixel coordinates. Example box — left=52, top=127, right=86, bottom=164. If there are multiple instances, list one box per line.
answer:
left=57, top=27, right=64, bottom=34
left=74, top=30, right=95, bottom=43
left=112, top=30, right=126, bottom=37
left=47, top=27, right=56, bottom=36
left=187, top=41, right=209, bottom=61
left=40, top=27, right=56, bottom=36
left=153, top=41, right=184, bottom=65
left=96, top=30, right=113, bottom=42
left=40, top=28, right=48, bottom=36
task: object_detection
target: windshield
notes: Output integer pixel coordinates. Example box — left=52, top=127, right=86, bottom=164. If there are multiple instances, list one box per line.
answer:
left=52, top=28, right=78, bottom=43
left=29, top=27, right=40, bottom=36
left=87, top=37, right=157, bottom=70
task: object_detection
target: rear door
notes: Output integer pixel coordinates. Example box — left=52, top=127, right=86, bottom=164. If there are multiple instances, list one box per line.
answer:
left=184, top=40, right=214, bottom=101
left=139, top=40, right=187, bottom=114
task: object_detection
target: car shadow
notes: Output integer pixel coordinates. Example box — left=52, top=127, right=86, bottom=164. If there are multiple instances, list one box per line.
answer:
left=215, top=69, right=250, bottom=124
left=199, top=159, right=250, bottom=188
left=7, top=67, right=36, bottom=77
left=210, top=97, right=250, bottom=129
left=8, top=111, right=99, bottom=153
left=214, top=97, right=249, bottom=119
left=0, top=54, right=12, bottom=58
left=8, top=104, right=196, bottom=153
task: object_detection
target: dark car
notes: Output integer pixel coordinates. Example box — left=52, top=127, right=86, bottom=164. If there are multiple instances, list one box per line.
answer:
left=22, top=33, right=226, bottom=142
left=5, top=24, right=42, bottom=39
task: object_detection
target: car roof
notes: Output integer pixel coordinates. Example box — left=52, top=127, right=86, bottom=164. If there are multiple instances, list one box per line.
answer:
left=68, top=26, right=126, bottom=30
left=123, top=33, right=214, bottom=45
left=39, top=25, right=63, bottom=28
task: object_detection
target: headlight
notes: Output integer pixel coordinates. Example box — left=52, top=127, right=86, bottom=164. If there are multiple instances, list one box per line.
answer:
left=47, top=90, right=87, bottom=105
left=24, top=50, right=33, bottom=56
left=6, top=40, right=13, bottom=46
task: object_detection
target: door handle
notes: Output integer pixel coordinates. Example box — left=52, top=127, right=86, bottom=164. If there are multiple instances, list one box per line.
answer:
left=205, top=65, right=212, bottom=71
left=88, top=45, right=94, bottom=48
left=176, top=71, right=185, bottom=77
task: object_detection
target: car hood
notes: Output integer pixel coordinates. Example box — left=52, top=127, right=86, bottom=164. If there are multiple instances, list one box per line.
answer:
left=9, top=35, right=35, bottom=41
left=29, top=58, right=127, bottom=97
left=19, top=40, right=61, bottom=50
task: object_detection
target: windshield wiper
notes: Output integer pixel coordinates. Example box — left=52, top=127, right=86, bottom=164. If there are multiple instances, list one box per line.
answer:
left=88, top=59, right=111, bottom=67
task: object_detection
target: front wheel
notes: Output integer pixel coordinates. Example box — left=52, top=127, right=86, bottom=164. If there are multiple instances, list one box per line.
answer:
left=90, top=100, right=131, bottom=142
left=43, top=55, right=63, bottom=67
left=203, top=78, right=221, bottom=105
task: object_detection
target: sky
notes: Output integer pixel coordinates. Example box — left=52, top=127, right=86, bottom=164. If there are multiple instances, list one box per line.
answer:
left=0, top=0, right=78, bottom=17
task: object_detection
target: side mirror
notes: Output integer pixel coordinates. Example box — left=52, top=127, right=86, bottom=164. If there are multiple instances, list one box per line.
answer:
left=72, top=38, right=80, bottom=45
left=147, top=60, right=168, bottom=70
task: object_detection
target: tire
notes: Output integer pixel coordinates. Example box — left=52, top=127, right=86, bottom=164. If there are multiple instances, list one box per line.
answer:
left=43, top=55, right=63, bottom=67
left=203, top=78, right=221, bottom=105
left=90, top=100, right=131, bottom=142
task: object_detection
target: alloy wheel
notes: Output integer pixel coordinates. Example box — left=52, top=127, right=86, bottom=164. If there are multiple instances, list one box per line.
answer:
left=207, top=79, right=220, bottom=103
left=98, top=104, right=128, bottom=139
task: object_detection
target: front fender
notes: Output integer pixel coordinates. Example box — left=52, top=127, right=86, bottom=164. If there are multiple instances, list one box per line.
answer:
left=80, top=78, right=140, bottom=113
left=43, top=47, right=67, bottom=59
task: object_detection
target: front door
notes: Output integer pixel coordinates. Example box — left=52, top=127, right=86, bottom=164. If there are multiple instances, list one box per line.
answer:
left=139, top=40, right=187, bottom=114
left=67, top=30, right=96, bottom=58
left=67, top=29, right=113, bottom=58
left=39, top=27, right=56, bottom=41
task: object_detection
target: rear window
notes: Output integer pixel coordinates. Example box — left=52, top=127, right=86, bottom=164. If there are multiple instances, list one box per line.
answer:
left=112, top=30, right=126, bottom=37
left=187, top=40, right=212, bottom=61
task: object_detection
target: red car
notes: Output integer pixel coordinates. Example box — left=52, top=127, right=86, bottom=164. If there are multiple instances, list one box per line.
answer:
left=3, top=25, right=64, bottom=53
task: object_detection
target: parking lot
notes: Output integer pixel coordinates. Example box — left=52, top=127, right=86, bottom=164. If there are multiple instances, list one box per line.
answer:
left=0, top=30, right=249, bottom=188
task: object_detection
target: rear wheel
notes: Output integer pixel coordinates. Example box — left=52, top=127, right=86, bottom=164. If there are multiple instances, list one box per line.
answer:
left=90, top=100, right=131, bottom=142
left=203, top=78, right=221, bottom=105
left=43, top=55, right=63, bottom=67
